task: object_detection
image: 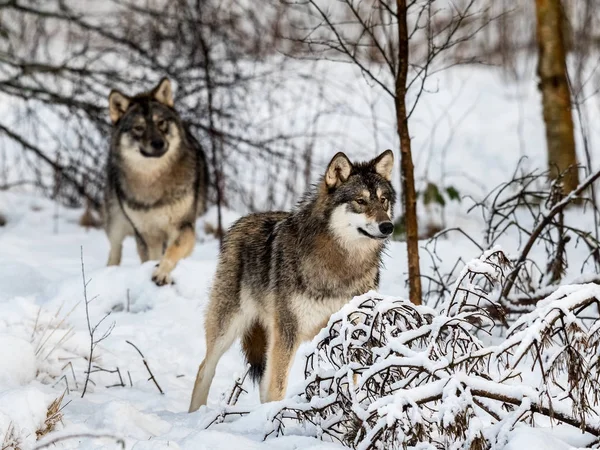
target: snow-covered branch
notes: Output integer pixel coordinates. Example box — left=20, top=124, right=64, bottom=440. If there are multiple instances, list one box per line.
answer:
left=269, top=250, right=600, bottom=448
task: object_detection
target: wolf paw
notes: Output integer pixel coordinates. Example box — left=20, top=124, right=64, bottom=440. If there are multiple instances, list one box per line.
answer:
left=151, top=267, right=173, bottom=286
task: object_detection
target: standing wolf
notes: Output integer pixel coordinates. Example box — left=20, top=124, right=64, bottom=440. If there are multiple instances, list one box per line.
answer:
left=104, top=78, right=208, bottom=286
left=189, top=150, right=395, bottom=411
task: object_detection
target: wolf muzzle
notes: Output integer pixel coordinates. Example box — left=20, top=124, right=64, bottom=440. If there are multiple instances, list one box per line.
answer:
left=358, top=220, right=394, bottom=240
left=141, top=138, right=168, bottom=158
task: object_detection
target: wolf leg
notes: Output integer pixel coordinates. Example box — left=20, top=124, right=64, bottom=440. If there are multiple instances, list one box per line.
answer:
left=152, top=224, right=195, bottom=286
left=189, top=309, right=242, bottom=412
left=107, top=241, right=123, bottom=266
left=106, top=215, right=132, bottom=266
left=145, top=234, right=163, bottom=262
left=134, top=235, right=149, bottom=263
left=261, top=315, right=300, bottom=403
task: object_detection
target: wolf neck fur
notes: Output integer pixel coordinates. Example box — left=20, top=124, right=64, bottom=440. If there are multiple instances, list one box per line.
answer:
left=121, top=150, right=181, bottom=187
left=115, top=146, right=192, bottom=210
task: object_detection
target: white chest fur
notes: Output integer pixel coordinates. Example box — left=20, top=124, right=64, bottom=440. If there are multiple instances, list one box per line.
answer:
left=124, top=195, right=194, bottom=238
left=291, top=295, right=351, bottom=341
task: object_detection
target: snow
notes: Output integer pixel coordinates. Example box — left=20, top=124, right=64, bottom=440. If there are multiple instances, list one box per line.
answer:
left=0, top=214, right=593, bottom=450
left=0, top=192, right=353, bottom=449
left=87, top=402, right=171, bottom=440
left=0, top=336, right=36, bottom=387
left=504, top=428, right=571, bottom=450
left=268, top=263, right=600, bottom=448
left=0, top=387, right=51, bottom=449
left=1, top=174, right=597, bottom=448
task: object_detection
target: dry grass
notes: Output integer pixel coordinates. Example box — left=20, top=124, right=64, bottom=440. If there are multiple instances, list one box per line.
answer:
left=1, top=393, right=68, bottom=450
left=1, top=423, right=21, bottom=450
left=35, top=392, right=67, bottom=440
left=32, top=302, right=80, bottom=377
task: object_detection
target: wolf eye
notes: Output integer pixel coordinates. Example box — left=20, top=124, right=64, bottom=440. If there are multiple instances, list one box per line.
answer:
left=356, top=198, right=367, bottom=206
left=133, top=125, right=145, bottom=134
left=157, top=120, right=168, bottom=132
left=380, top=197, right=388, bottom=204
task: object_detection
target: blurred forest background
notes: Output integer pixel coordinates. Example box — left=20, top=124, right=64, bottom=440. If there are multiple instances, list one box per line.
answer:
left=0, top=0, right=596, bottom=208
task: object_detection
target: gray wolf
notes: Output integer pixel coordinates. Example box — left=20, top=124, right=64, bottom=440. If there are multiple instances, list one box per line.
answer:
left=104, top=78, right=209, bottom=286
left=189, top=150, right=395, bottom=411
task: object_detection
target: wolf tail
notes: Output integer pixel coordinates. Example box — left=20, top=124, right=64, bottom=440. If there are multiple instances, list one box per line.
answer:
left=242, top=322, right=267, bottom=384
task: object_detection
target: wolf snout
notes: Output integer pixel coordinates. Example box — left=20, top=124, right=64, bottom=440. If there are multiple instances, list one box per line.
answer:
left=142, top=138, right=167, bottom=157
left=379, top=221, right=394, bottom=236
left=151, top=138, right=165, bottom=151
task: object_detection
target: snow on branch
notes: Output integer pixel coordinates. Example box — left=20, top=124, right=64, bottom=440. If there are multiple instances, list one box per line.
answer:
left=267, top=249, right=600, bottom=449
left=423, top=164, right=600, bottom=316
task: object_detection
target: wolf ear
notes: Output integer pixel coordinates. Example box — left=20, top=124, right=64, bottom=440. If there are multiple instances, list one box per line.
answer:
left=153, top=77, right=174, bottom=107
left=372, top=149, right=394, bottom=181
left=325, top=152, right=353, bottom=188
left=108, top=90, right=131, bottom=124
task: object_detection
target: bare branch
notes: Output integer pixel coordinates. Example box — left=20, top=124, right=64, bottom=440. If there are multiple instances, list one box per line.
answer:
left=126, top=340, right=164, bottom=395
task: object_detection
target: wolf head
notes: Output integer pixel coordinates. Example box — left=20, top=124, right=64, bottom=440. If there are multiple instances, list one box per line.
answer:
left=323, top=150, right=396, bottom=245
left=108, top=78, right=183, bottom=162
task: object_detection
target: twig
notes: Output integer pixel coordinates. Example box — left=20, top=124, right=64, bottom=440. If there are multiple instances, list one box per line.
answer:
left=81, top=247, right=115, bottom=398
left=81, top=247, right=93, bottom=398
left=125, top=340, right=164, bottom=394
left=226, top=365, right=251, bottom=406
left=502, top=169, right=600, bottom=298
left=31, top=306, right=42, bottom=341
left=34, top=432, right=125, bottom=450
left=89, top=365, right=125, bottom=388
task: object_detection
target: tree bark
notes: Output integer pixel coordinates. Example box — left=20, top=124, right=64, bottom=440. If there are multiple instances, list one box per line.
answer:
left=535, top=0, right=579, bottom=193
left=396, top=0, right=422, bottom=305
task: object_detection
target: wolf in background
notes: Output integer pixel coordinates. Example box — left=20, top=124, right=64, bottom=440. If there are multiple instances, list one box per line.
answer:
left=104, top=78, right=209, bottom=286
left=189, top=150, right=395, bottom=412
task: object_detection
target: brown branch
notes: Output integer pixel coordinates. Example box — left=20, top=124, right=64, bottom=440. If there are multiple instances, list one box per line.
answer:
left=471, top=388, right=600, bottom=436
left=502, top=169, right=600, bottom=298
left=304, top=0, right=396, bottom=98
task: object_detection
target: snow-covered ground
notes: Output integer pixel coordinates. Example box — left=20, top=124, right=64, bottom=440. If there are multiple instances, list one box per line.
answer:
left=0, top=188, right=421, bottom=449
left=0, top=190, right=596, bottom=449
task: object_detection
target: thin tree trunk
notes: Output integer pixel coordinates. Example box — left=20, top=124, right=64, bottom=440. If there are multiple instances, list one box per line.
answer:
left=535, top=0, right=579, bottom=193
left=198, top=26, right=224, bottom=245
left=396, top=0, right=422, bottom=305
